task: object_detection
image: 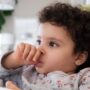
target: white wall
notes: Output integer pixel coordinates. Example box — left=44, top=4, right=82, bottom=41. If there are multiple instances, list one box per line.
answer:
left=2, top=0, right=70, bottom=33
left=14, top=0, right=70, bottom=18
left=86, top=0, right=90, bottom=4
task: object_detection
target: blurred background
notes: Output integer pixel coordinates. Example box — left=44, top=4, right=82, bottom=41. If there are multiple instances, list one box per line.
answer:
left=0, top=0, right=90, bottom=55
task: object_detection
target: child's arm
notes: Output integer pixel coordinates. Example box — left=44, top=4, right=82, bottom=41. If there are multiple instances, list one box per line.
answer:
left=0, top=43, right=42, bottom=88
left=1, top=43, right=41, bottom=69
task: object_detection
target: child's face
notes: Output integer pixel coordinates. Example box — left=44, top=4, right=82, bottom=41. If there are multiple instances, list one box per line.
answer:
left=35, top=22, right=78, bottom=74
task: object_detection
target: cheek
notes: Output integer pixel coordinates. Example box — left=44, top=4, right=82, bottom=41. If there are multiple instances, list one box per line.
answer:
left=47, top=50, right=75, bottom=65
left=45, top=52, right=63, bottom=66
left=47, top=51, right=67, bottom=60
left=45, top=53, right=76, bottom=72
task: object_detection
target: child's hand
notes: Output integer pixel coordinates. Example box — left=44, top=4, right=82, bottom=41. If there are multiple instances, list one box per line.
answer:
left=6, top=81, right=21, bottom=90
left=3, top=43, right=42, bottom=69
left=12, top=43, right=42, bottom=66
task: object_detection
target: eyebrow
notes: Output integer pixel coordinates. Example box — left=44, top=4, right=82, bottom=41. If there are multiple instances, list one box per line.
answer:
left=37, top=36, right=64, bottom=44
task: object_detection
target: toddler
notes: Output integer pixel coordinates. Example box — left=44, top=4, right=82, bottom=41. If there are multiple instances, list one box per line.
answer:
left=0, top=2, right=90, bottom=90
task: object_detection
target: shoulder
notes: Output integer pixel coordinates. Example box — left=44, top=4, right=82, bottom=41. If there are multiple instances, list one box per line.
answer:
left=78, top=67, right=90, bottom=77
left=78, top=68, right=90, bottom=83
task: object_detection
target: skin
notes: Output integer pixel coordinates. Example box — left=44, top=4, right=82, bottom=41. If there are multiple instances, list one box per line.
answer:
left=35, top=22, right=79, bottom=74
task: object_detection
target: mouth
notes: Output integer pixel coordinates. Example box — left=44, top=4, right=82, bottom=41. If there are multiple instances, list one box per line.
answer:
left=34, top=60, right=43, bottom=67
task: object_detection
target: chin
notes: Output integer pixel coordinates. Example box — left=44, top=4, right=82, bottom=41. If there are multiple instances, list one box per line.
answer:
left=35, top=67, right=48, bottom=74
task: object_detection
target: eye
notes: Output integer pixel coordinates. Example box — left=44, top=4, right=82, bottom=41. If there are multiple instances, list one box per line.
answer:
left=49, top=41, right=58, bottom=47
left=36, top=39, right=41, bottom=45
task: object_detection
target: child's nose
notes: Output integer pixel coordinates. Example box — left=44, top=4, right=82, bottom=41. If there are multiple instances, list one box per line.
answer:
left=38, top=46, right=45, bottom=55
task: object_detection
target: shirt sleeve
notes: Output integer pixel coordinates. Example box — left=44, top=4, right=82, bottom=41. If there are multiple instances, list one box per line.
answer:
left=45, top=72, right=74, bottom=90
left=30, top=71, right=74, bottom=90
left=0, top=51, right=23, bottom=88
left=0, top=51, right=23, bottom=76
left=79, top=69, right=90, bottom=90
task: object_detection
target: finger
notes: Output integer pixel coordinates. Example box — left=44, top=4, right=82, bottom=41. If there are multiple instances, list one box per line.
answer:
left=22, top=44, right=31, bottom=60
left=33, top=50, right=42, bottom=62
left=18, top=43, right=25, bottom=53
left=6, top=81, right=20, bottom=90
left=16, top=43, right=25, bottom=55
left=26, top=46, right=37, bottom=64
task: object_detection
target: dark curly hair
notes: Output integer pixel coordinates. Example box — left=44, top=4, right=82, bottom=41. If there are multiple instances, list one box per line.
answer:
left=38, top=2, right=90, bottom=72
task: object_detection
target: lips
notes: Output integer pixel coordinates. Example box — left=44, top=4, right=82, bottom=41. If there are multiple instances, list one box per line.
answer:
left=35, top=60, right=43, bottom=67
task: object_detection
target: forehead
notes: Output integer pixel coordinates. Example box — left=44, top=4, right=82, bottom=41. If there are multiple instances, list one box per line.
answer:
left=38, top=23, right=71, bottom=40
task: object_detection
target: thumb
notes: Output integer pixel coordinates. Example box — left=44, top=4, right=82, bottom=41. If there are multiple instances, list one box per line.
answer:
left=6, top=81, right=21, bottom=90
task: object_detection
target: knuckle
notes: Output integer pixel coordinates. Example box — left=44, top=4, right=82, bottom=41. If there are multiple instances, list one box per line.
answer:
left=20, top=42, right=25, bottom=46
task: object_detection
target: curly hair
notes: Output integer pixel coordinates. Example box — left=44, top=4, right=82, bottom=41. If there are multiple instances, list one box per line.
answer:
left=38, top=2, right=90, bottom=72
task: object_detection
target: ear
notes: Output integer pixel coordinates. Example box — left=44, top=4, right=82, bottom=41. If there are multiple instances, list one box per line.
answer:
left=75, top=52, right=88, bottom=66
